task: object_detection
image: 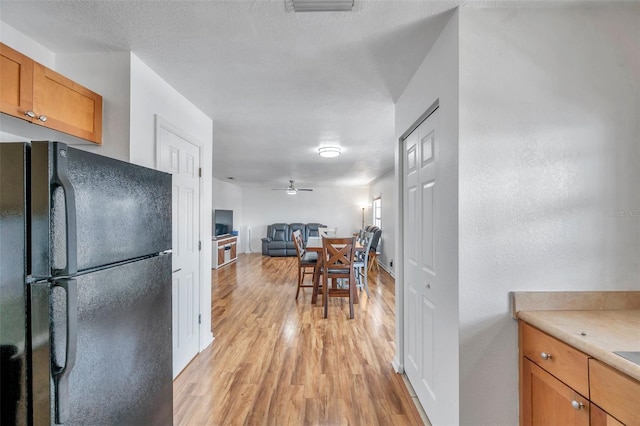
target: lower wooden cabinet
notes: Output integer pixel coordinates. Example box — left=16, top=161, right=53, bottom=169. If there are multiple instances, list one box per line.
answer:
left=591, top=404, right=624, bottom=426
left=519, top=320, right=638, bottom=426
left=589, top=359, right=640, bottom=426
left=522, top=358, right=589, bottom=426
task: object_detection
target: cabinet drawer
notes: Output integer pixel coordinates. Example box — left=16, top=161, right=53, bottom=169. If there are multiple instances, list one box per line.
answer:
left=590, top=359, right=640, bottom=426
left=520, top=322, right=589, bottom=397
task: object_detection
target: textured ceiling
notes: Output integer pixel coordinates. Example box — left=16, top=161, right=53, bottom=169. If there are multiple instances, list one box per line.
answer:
left=0, top=0, right=459, bottom=188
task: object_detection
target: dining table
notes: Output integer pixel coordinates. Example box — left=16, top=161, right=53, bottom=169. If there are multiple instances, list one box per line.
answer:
left=305, top=236, right=363, bottom=305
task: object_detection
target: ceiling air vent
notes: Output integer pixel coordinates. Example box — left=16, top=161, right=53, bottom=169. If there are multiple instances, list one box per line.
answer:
left=286, top=0, right=354, bottom=12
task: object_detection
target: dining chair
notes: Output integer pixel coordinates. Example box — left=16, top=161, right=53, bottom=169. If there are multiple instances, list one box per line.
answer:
left=353, top=231, right=374, bottom=298
left=318, top=227, right=337, bottom=237
left=321, top=236, right=357, bottom=319
left=292, top=230, right=317, bottom=299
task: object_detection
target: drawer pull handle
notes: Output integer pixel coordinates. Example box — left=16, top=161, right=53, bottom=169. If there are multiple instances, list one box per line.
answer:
left=540, top=352, right=552, bottom=360
left=571, top=400, right=584, bottom=410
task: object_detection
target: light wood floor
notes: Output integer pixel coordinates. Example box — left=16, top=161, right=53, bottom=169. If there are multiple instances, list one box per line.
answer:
left=173, top=253, right=423, bottom=425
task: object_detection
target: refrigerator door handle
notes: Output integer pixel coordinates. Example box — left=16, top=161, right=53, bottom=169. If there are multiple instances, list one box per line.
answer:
left=52, top=143, right=78, bottom=276
left=51, top=278, right=78, bottom=424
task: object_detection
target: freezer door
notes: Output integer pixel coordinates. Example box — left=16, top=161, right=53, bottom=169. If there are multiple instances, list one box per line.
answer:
left=50, top=254, right=172, bottom=425
left=0, top=143, right=28, bottom=425
left=30, top=142, right=171, bottom=276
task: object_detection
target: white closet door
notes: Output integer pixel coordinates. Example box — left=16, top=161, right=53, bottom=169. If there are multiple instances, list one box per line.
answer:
left=158, top=124, right=201, bottom=378
left=403, top=107, right=439, bottom=417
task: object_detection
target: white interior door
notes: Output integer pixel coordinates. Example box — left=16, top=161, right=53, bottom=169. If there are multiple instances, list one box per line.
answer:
left=403, top=107, right=439, bottom=416
left=158, top=121, right=201, bottom=378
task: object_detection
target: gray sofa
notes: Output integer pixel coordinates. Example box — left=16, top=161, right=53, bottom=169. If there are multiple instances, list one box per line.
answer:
left=261, top=223, right=325, bottom=256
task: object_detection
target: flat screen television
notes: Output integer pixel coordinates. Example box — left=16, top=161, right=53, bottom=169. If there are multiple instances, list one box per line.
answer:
left=214, top=209, right=233, bottom=237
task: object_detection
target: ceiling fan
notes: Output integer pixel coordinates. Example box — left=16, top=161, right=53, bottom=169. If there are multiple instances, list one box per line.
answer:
left=271, top=180, right=313, bottom=195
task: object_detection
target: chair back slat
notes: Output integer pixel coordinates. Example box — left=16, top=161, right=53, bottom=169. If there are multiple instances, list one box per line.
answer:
left=292, top=229, right=304, bottom=260
left=293, top=229, right=318, bottom=300
left=358, top=231, right=374, bottom=262
left=321, top=236, right=357, bottom=319
left=319, top=227, right=337, bottom=238
left=322, top=237, right=355, bottom=270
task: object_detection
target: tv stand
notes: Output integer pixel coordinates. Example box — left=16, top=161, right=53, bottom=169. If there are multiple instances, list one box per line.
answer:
left=212, top=235, right=237, bottom=269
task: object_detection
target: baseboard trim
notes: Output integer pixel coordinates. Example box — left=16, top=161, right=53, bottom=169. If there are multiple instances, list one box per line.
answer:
left=380, top=263, right=395, bottom=278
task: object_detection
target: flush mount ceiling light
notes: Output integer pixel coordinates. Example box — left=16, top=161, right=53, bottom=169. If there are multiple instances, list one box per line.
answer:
left=287, top=0, right=354, bottom=12
left=318, top=146, right=341, bottom=158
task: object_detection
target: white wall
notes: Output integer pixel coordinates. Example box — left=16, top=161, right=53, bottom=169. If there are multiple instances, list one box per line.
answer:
left=242, top=186, right=369, bottom=252
left=369, top=170, right=396, bottom=274
left=458, top=5, right=640, bottom=425
left=394, top=10, right=460, bottom=425
left=212, top=178, right=245, bottom=251
left=130, top=54, right=214, bottom=350
left=0, top=22, right=54, bottom=67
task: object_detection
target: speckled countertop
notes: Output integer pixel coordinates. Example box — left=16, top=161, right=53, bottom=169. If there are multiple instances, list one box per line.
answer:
left=517, top=309, right=640, bottom=382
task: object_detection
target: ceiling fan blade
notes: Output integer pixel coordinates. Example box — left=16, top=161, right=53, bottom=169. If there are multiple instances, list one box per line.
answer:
left=271, top=181, right=312, bottom=192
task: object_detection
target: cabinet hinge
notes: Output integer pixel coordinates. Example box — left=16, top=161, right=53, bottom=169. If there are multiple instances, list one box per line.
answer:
left=198, top=314, right=202, bottom=325
left=199, top=167, right=202, bottom=178
left=198, top=241, right=202, bottom=251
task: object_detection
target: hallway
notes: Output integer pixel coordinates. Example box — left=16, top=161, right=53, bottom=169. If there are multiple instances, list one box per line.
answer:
left=173, top=253, right=424, bottom=425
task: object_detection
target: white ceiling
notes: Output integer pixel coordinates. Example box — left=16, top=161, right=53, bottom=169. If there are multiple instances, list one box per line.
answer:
left=0, top=0, right=460, bottom=188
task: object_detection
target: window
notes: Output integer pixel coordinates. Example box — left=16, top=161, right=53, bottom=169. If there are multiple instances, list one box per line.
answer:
left=373, top=197, right=381, bottom=228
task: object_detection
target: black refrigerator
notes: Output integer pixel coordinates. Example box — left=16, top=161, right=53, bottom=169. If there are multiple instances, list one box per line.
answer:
left=0, top=141, right=173, bottom=425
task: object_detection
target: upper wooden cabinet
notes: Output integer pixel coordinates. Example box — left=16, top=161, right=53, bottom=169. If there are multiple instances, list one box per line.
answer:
left=0, top=43, right=33, bottom=119
left=0, top=43, right=102, bottom=144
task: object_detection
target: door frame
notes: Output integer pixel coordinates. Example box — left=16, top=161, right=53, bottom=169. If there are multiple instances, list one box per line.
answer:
left=155, top=115, right=211, bottom=354
left=393, top=99, right=440, bottom=374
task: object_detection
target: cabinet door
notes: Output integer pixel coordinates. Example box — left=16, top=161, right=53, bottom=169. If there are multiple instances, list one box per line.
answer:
left=231, top=241, right=237, bottom=259
left=522, top=358, right=589, bottom=426
left=32, top=63, right=103, bottom=144
left=591, top=404, right=624, bottom=426
left=217, top=245, right=225, bottom=265
left=590, top=358, right=640, bottom=425
left=0, top=43, right=33, bottom=119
